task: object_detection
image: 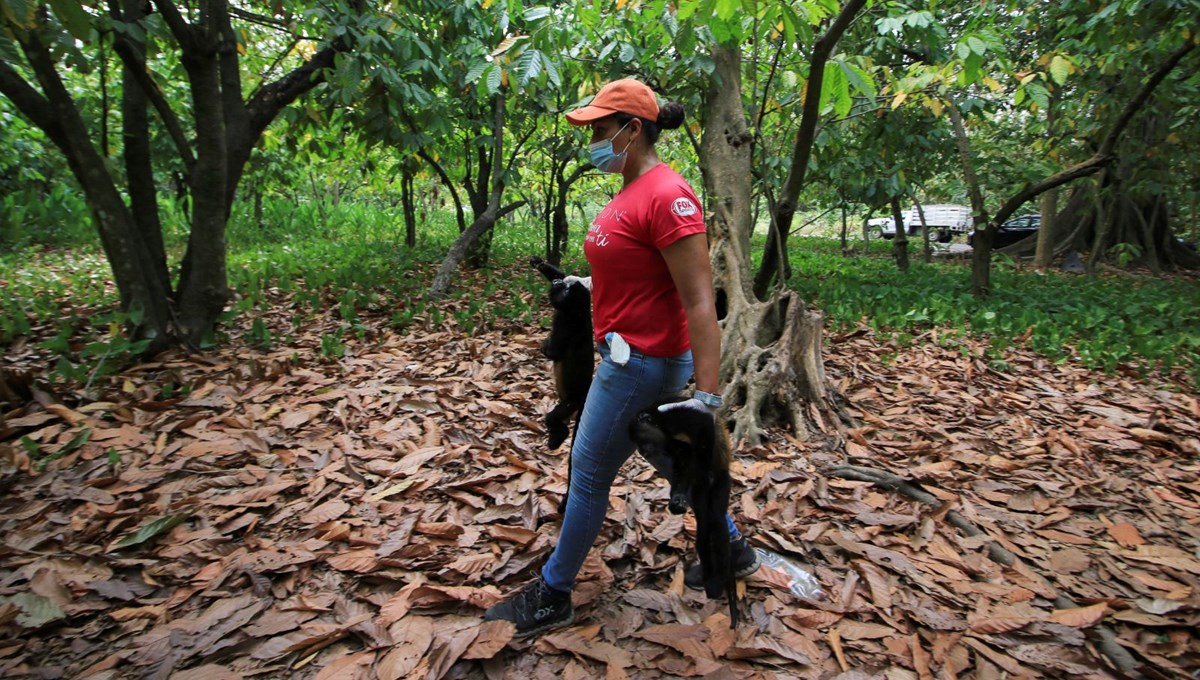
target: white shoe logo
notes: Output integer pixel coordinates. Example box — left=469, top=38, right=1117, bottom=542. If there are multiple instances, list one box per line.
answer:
left=535, top=607, right=555, bottom=620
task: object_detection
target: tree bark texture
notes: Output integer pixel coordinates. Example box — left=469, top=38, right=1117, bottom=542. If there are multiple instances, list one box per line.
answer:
left=700, top=44, right=841, bottom=446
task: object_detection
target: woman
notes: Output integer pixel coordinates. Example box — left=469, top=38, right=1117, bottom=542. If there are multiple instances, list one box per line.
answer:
left=484, top=79, right=757, bottom=637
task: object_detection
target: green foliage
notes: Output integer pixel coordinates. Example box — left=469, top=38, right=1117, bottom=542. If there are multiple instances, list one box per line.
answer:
left=109, top=515, right=189, bottom=551
left=786, top=237, right=1200, bottom=384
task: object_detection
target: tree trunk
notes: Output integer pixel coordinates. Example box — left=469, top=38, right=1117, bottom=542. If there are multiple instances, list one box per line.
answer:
left=890, top=197, right=909, bottom=272
left=1034, top=186, right=1059, bottom=271
left=121, top=0, right=172, bottom=298
left=839, top=204, right=847, bottom=252
left=175, top=26, right=230, bottom=345
left=401, top=169, right=416, bottom=247
left=550, top=162, right=591, bottom=265
left=700, top=44, right=841, bottom=446
left=2, top=0, right=359, bottom=348
left=912, top=196, right=931, bottom=262
left=4, top=24, right=174, bottom=338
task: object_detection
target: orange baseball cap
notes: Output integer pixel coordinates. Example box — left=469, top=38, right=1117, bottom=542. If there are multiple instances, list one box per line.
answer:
left=565, top=79, right=660, bottom=126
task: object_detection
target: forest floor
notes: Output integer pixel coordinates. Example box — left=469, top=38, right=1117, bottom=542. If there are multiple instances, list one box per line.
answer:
left=1, top=263, right=1198, bottom=680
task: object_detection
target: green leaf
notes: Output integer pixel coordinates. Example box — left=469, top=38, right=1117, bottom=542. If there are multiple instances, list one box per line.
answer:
left=110, top=514, right=188, bottom=550
left=523, top=6, right=550, bottom=21
left=464, top=59, right=488, bottom=84
left=838, top=59, right=876, bottom=101
left=47, top=0, right=92, bottom=40
left=57, top=427, right=91, bottom=456
left=0, top=593, right=66, bottom=628
left=485, top=63, right=502, bottom=94
left=715, top=0, right=739, bottom=21
left=967, top=36, right=987, bottom=57
left=516, top=49, right=542, bottom=85
left=1049, top=55, right=1070, bottom=86
left=2, top=0, right=36, bottom=29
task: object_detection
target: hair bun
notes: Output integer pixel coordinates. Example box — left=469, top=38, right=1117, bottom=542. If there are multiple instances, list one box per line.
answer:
left=656, top=101, right=685, bottom=130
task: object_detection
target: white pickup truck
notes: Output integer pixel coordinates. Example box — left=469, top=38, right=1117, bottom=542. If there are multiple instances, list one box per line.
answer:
left=869, top=204, right=973, bottom=242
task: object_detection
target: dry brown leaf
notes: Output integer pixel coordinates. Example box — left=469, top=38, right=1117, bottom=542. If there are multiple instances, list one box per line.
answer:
left=1106, top=522, right=1145, bottom=547
left=461, top=619, right=515, bottom=660
left=633, top=623, right=712, bottom=660
left=302, top=499, right=350, bottom=525
left=541, top=630, right=634, bottom=668
left=828, top=628, right=848, bottom=672
left=967, top=616, right=1034, bottom=634
left=169, top=664, right=241, bottom=680
left=377, top=615, right=433, bottom=680
left=326, top=549, right=379, bottom=574
left=313, top=650, right=375, bottom=680
left=836, top=620, right=896, bottom=640
left=1047, top=602, right=1108, bottom=628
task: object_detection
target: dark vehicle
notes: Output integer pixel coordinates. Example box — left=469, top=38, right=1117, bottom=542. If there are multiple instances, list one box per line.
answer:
left=969, top=214, right=1040, bottom=248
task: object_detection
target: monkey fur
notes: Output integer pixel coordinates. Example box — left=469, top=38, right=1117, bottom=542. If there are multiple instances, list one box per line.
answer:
left=629, top=397, right=740, bottom=628
left=530, top=256, right=594, bottom=511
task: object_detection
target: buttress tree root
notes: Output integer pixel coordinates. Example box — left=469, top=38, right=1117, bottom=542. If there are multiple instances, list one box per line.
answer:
left=699, top=44, right=849, bottom=446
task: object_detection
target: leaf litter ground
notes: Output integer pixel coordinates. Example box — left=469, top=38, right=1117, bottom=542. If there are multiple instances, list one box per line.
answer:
left=1, top=265, right=1198, bottom=679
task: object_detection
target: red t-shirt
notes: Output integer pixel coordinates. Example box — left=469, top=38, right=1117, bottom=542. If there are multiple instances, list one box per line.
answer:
left=583, top=163, right=706, bottom=356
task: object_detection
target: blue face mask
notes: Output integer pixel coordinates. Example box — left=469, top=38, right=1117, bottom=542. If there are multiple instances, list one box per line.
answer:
left=588, top=121, right=632, bottom=173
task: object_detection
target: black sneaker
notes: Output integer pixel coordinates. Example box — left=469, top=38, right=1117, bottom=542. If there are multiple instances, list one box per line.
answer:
left=483, top=576, right=574, bottom=638
left=684, top=536, right=760, bottom=590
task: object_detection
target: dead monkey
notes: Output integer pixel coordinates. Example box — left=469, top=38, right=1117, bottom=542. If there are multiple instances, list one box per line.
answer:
left=530, top=256, right=594, bottom=511
left=629, top=397, right=740, bottom=628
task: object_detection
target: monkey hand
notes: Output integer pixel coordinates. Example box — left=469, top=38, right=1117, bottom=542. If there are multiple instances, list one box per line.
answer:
left=657, top=397, right=715, bottom=418
left=562, top=275, right=592, bottom=292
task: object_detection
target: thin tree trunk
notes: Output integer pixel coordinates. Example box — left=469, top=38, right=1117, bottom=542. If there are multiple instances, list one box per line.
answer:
left=948, top=102, right=993, bottom=295
left=912, top=196, right=930, bottom=263
left=401, top=169, right=416, bottom=247
left=428, top=91, right=520, bottom=299
left=890, top=198, right=909, bottom=273
left=754, top=0, right=869, bottom=299
left=1034, top=187, right=1059, bottom=271
left=121, top=0, right=172, bottom=298
left=839, top=204, right=847, bottom=251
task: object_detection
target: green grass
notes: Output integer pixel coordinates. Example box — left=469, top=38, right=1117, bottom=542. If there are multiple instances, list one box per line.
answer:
left=785, top=237, right=1200, bottom=385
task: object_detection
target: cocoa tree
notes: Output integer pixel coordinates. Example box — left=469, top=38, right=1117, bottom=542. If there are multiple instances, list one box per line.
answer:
left=0, top=0, right=368, bottom=346
left=695, top=0, right=868, bottom=444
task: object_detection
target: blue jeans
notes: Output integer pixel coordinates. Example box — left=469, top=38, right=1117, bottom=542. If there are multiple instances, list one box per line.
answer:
left=541, top=343, right=741, bottom=592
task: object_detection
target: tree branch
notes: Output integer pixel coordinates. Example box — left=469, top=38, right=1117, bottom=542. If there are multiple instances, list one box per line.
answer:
left=244, top=8, right=360, bottom=137
left=154, top=0, right=195, bottom=50
left=105, top=3, right=195, bottom=169
left=1098, top=41, right=1195, bottom=157
left=990, top=41, right=1195, bottom=231
left=0, top=58, right=59, bottom=139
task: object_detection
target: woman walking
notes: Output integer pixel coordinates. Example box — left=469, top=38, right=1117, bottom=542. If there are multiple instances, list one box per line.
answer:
left=485, top=78, right=758, bottom=637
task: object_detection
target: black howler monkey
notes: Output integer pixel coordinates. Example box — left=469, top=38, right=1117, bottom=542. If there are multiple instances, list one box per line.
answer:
left=629, top=397, right=740, bottom=628
left=530, top=256, right=595, bottom=510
